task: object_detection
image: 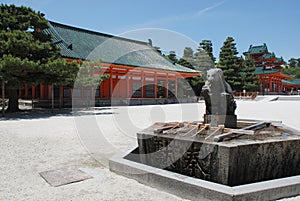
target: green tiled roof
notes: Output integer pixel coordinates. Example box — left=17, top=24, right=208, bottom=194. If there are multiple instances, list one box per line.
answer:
left=277, top=57, right=285, bottom=63
left=282, top=79, right=300, bottom=85
left=253, top=67, right=279, bottom=75
left=262, top=52, right=276, bottom=59
left=44, top=21, right=198, bottom=74
left=244, top=43, right=268, bottom=55
left=261, top=52, right=285, bottom=64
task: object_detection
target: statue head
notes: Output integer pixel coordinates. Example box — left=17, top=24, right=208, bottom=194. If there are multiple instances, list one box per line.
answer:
left=205, top=68, right=228, bottom=93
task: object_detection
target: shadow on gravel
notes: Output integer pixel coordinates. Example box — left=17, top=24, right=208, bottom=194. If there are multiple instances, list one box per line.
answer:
left=0, top=107, right=116, bottom=120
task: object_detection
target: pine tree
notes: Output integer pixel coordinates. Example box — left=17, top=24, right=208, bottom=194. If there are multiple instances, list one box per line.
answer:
left=199, top=40, right=216, bottom=63
left=240, top=57, right=259, bottom=91
left=0, top=4, right=79, bottom=112
left=182, top=47, right=195, bottom=66
left=177, top=58, right=193, bottom=69
left=194, top=49, right=214, bottom=74
left=74, top=60, right=109, bottom=88
left=165, top=51, right=178, bottom=64
left=217, top=37, right=242, bottom=91
left=194, top=40, right=215, bottom=80
left=179, top=47, right=205, bottom=96
left=153, top=46, right=162, bottom=55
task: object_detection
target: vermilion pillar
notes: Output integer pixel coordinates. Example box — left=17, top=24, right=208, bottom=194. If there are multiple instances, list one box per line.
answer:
left=40, top=84, right=44, bottom=99
left=175, top=76, right=178, bottom=98
left=109, top=66, right=113, bottom=98
left=141, top=71, right=145, bottom=98
left=126, top=70, right=130, bottom=98
left=24, top=84, right=28, bottom=98
left=32, top=86, right=35, bottom=99
left=154, top=73, right=158, bottom=98
left=165, top=74, right=169, bottom=99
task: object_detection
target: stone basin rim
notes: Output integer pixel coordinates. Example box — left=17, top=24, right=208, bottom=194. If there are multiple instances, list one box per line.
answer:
left=109, top=145, right=300, bottom=201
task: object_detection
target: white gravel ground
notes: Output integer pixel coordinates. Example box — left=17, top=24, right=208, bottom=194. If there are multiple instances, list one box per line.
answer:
left=0, top=98, right=299, bottom=201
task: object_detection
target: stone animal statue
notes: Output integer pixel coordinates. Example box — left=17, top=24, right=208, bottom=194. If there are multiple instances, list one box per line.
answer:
left=201, top=68, right=236, bottom=116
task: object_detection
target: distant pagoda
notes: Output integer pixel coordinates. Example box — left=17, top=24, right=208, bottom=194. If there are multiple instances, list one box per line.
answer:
left=243, top=44, right=300, bottom=94
left=243, top=43, right=285, bottom=70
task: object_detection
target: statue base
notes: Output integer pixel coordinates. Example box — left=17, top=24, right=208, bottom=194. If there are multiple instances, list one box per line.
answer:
left=204, top=114, right=237, bottom=128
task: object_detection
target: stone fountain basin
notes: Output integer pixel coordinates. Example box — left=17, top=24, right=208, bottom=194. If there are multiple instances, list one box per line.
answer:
left=109, top=119, right=300, bottom=201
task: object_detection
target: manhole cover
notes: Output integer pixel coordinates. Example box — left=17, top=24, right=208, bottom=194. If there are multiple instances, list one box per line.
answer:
left=39, top=167, right=93, bottom=187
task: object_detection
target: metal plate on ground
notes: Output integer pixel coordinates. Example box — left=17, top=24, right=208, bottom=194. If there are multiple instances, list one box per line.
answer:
left=39, top=167, right=93, bottom=187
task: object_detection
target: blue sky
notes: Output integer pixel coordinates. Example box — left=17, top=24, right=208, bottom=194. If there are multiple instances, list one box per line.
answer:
left=2, top=0, right=300, bottom=62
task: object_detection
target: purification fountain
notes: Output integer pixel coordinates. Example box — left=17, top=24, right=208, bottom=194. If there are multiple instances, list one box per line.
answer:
left=109, top=68, right=300, bottom=200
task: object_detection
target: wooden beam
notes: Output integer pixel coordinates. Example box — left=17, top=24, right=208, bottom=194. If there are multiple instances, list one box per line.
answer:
left=214, top=122, right=271, bottom=142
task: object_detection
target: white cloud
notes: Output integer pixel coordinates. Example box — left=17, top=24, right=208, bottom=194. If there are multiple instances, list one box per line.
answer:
left=131, top=1, right=226, bottom=28
left=195, top=1, right=226, bottom=17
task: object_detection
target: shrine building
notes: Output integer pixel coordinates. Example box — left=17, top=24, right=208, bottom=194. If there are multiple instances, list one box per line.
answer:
left=244, top=43, right=300, bottom=94
left=19, top=21, right=200, bottom=106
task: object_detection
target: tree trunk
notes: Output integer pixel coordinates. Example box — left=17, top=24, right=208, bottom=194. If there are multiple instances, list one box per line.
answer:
left=2, top=80, right=5, bottom=117
left=7, top=87, right=19, bottom=113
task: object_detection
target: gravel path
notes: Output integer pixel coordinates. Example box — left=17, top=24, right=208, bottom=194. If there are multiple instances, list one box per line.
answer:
left=0, top=100, right=299, bottom=200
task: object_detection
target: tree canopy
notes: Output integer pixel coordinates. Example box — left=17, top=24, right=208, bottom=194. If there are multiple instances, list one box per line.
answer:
left=240, top=56, right=259, bottom=91
left=216, top=36, right=242, bottom=91
left=283, top=66, right=300, bottom=79
left=198, top=40, right=215, bottom=64
left=0, top=4, right=79, bottom=112
left=74, top=60, right=109, bottom=88
left=287, top=58, right=300, bottom=68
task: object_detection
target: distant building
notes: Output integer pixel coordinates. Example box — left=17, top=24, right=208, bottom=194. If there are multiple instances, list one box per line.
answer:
left=19, top=21, right=200, bottom=106
left=243, top=43, right=285, bottom=70
left=244, top=43, right=300, bottom=94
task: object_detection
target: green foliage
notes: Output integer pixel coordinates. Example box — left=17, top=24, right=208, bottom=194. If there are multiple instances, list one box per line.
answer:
left=165, top=51, right=178, bottom=63
left=0, top=4, right=80, bottom=111
left=190, top=76, right=205, bottom=96
left=153, top=46, right=162, bottom=55
left=288, top=58, right=297, bottom=68
left=216, top=36, right=242, bottom=91
left=183, top=47, right=194, bottom=58
left=0, top=4, right=63, bottom=84
left=198, top=40, right=215, bottom=63
left=43, top=59, right=79, bottom=86
left=194, top=40, right=215, bottom=79
left=169, top=42, right=216, bottom=96
left=194, top=49, right=214, bottom=74
left=177, top=58, right=193, bottom=69
left=0, top=54, right=39, bottom=87
left=0, top=5, right=57, bottom=62
left=181, top=41, right=216, bottom=76
left=74, top=60, right=109, bottom=88
left=164, top=49, right=205, bottom=96
left=240, top=57, right=259, bottom=91
left=182, top=47, right=194, bottom=65
left=179, top=40, right=216, bottom=79
left=283, top=66, right=300, bottom=78
left=288, top=58, right=300, bottom=68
